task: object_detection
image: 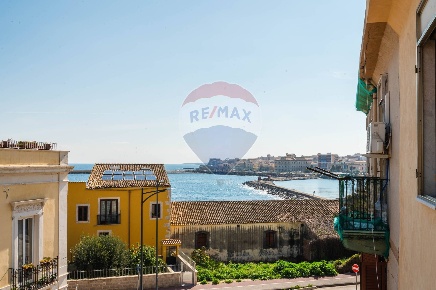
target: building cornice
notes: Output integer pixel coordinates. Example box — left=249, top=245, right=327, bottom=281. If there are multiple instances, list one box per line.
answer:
left=0, top=165, right=73, bottom=174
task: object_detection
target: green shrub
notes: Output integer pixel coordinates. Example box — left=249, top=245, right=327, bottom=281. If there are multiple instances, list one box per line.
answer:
left=195, top=255, right=344, bottom=282
left=191, top=247, right=218, bottom=268
left=334, top=253, right=361, bottom=274
left=212, top=278, right=219, bottom=285
left=224, top=279, right=233, bottom=283
left=200, top=280, right=207, bottom=285
left=236, top=278, right=242, bottom=282
left=281, top=267, right=298, bottom=279
left=197, top=268, right=214, bottom=281
left=297, top=262, right=311, bottom=277
left=128, top=243, right=163, bottom=268
left=71, top=235, right=129, bottom=270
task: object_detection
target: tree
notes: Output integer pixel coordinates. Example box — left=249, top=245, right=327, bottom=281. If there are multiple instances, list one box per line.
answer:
left=128, top=243, right=163, bottom=268
left=71, top=235, right=129, bottom=270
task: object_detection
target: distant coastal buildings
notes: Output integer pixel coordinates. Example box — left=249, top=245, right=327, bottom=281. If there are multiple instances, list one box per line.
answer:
left=197, top=152, right=367, bottom=175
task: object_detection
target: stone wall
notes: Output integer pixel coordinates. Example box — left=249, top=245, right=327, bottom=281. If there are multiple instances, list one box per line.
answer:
left=67, top=272, right=181, bottom=290
left=172, top=222, right=305, bottom=262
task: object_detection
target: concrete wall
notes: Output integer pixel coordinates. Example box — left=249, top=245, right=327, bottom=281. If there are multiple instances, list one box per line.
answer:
left=67, top=272, right=181, bottom=290
left=172, top=223, right=304, bottom=262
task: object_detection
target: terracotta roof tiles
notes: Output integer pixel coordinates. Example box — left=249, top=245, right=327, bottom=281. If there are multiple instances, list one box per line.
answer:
left=171, top=200, right=339, bottom=238
left=161, top=239, right=182, bottom=245
left=86, top=164, right=170, bottom=189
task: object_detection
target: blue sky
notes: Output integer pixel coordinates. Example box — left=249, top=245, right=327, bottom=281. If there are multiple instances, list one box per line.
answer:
left=0, top=1, right=367, bottom=163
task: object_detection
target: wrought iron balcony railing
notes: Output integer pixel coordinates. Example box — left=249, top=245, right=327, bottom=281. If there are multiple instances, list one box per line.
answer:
left=307, top=167, right=390, bottom=256
left=10, top=257, right=58, bottom=290
left=97, top=214, right=121, bottom=225
left=336, top=177, right=388, bottom=232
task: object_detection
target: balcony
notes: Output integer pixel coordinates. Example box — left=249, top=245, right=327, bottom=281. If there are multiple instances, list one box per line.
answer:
left=334, top=177, right=389, bottom=257
left=10, top=257, right=58, bottom=290
left=97, top=214, right=121, bottom=225
left=307, top=167, right=390, bottom=257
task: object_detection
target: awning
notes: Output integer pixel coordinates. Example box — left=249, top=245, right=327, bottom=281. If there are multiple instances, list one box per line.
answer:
left=356, top=78, right=377, bottom=114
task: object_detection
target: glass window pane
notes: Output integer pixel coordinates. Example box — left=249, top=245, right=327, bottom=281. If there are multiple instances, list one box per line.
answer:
left=25, top=219, right=33, bottom=264
left=18, top=220, right=23, bottom=267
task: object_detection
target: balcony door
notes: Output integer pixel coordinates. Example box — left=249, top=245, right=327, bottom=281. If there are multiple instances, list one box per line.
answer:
left=18, top=217, right=33, bottom=267
left=99, top=199, right=118, bottom=224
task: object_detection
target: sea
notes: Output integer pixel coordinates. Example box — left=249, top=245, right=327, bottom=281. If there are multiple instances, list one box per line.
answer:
left=69, top=164, right=339, bottom=201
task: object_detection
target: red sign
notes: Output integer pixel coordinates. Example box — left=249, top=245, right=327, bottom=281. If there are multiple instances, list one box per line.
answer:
left=352, top=264, right=359, bottom=273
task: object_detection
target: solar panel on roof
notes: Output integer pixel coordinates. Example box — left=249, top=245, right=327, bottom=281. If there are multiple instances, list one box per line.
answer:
left=133, top=171, right=143, bottom=175
left=144, top=170, right=154, bottom=175
left=146, top=175, right=157, bottom=181
left=103, top=170, right=113, bottom=175
left=124, top=175, right=134, bottom=180
left=135, top=175, right=146, bottom=180
left=102, top=175, right=112, bottom=181
left=113, top=175, right=123, bottom=181
left=124, top=171, right=134, bottom=175
left=113, top=170, right=123, bottom=175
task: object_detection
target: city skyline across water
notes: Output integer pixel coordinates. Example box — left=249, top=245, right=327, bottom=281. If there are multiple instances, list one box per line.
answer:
left=69, top=163, right=338, bottom=201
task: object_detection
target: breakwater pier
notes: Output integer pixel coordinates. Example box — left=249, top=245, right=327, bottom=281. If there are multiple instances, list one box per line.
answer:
left=243, top=180, right=326, bottom=200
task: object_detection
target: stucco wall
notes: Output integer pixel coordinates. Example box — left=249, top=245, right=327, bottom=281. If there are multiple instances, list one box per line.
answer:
left=172, top=223, right=304, bottom=262
left=0, top=148, right=68, bottom=165
left=67, top=182, right=171, bottom=256
left=398, top=2, right=436, bottom=289
left=363, top=1, right=436, bottom=289
left=368, top=22, right=401, bottom=289
left=0, top=149, right=70, bottom=289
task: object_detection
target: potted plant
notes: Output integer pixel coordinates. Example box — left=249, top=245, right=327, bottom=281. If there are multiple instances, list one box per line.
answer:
left=22, top=263, right=34, bottom=270
left=22, top=263, right=35, bottom=279
left=39, top=257, right=52, bottom=266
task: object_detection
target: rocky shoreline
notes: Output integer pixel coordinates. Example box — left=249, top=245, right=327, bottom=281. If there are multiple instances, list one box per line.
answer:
left=242, top=180, right=326, bottom=200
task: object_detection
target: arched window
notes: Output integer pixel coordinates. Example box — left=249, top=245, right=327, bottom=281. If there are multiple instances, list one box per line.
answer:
left=195, top=231, right=209, bottom=249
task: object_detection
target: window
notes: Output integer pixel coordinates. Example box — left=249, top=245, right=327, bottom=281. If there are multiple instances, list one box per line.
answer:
left=195, top=231, right=209, bottom=249
left=18, top=218, right=33, bottom=267
left=98, top=199, right=120, bottom=224
left=11, top=199, right=45, bottom=269
left=150, top=203, right=161, bottom=219
left=76, top=204, right=89, bottom=222
left=417, top=12, right=436, bottom=205
left=97, top=230, right=112, bottom=236
left=264, top=230, right=277, bottom=249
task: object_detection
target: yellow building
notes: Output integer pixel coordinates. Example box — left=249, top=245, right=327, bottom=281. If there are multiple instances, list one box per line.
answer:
left=67, top=164, right=172, bottom=261
left=0, top=141, right=72, bottom=290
